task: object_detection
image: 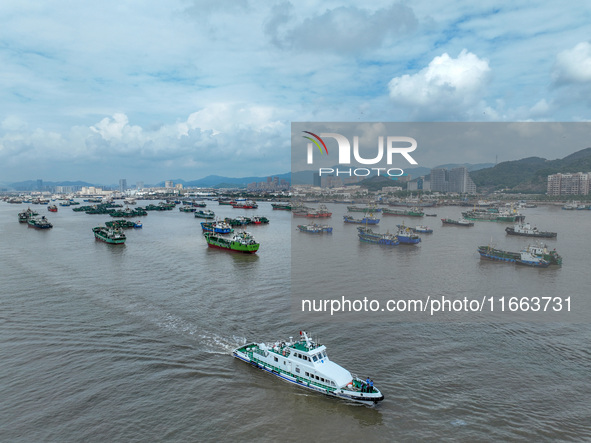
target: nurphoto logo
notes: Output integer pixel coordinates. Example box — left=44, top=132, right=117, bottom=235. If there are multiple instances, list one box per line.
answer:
left=302, top=130, right=418, bottom=177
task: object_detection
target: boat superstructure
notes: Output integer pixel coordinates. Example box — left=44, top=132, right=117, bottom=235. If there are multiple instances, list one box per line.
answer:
left=233, top=331, right=384, bottom=405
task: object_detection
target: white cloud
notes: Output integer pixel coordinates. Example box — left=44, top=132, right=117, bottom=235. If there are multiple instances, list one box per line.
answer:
left=553, top=41, right=591, bottom=85
left=388, top=50, right=491, bottom=119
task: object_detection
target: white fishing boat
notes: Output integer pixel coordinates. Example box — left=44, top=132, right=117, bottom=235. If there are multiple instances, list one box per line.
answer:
left=233, top=331, right=384, bottom=405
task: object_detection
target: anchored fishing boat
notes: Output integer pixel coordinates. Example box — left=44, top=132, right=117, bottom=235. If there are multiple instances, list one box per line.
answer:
left=477, top=245, right=552, bottom=267
left=395, top=226, right=421, bottom=244
left=396, top=224, right=432, bottom=234
left=343, top=215, right=380, bottom=225
left=27, top=216, right=53, bottom=229
left=505, top=223, right=557, bottom=238
left=357, top=227, right=399, bottom=246
left=233, top=331, right=384, bottom=406
left=201, top=220, right=234, bottom=234
left=297, top=223, right=333, bottom=234
left=293, top=204, right=332, bottom=218
left=271, top=203, right=291, bottom=210
left=203, top=231, right=259, bottom=253
left=92, top=226, right=126, bottom=244
left=195, top=209, right=215, bottom=219
left=441, top=218, right=474, bottom=227
left=232, top=200, right=258, bottom=209
left=18, top=207, right=39, bottom=223
left=382, top=207, right=424, bottom=217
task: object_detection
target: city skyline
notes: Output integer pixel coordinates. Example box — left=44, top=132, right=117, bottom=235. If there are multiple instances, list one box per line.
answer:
left=1, top=2, right=591, bottom=184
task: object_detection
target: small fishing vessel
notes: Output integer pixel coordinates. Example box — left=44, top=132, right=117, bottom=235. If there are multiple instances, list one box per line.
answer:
left=225, top=216, right=251, bottom=226
left=462, top=207, right=525, bottom=222
left=505, top=223, right=557, bottom=238
left=271, top=203, right=291, bottom=210
left=441, top=218, right=474, bottom=226
left=477, top=245, right=554, bottom=267
left=18, top=207, right=39, bottom=223
left=397, top=224, right=432, bottom=234
left=93, top=226, right=126, bottom=244
left=293, top=204, right=332, bottom=218
left=297, top=223, right=333, bottom=234
left=179, top=206, right=197, bottom=213
left=343, top=215, right=380, bottom=225
left=133, top=221, right=143, bottom=228
left=347, top=205, right=382, bottom=213
left=357, top=227, right=399, bottom=245
left=201, top=220, right=234, bottom=234
left=395, top=227, right=421, bottom=244
left=27, top=216, right=53, bottom=229
left=382, top=207, right=424, bottom=217
left=203, top=231, right=259, bottom=253
left=232, top=200, right=258, bottom=209
left=47, top=205, right=58, bottom=212
left=195, top=209, right=215, bottom=219
left=233, top=331, right=384, bottom=405
left=250, top=216, right=270, bottom=225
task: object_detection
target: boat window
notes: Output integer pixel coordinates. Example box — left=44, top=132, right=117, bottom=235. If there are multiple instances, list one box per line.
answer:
left=321, top=378, right=325, bottom=382
left=274, top=357, right=278, bottom=362
left=312, top=355, right=318, bottom=362
left=305, top=372, right=309, bottom=377
left=295, top=367, right=300, bottom=373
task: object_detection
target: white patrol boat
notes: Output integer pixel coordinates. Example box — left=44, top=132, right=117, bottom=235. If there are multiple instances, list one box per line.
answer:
left=233, top=331, right=384, bottom=405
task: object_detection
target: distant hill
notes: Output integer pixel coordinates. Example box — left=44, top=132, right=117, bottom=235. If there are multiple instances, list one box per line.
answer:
left=433, top=163, right=495, bottom=172
left=155, top=172, right=291, bottom=188
left=470, top=148, right=591, bottom=192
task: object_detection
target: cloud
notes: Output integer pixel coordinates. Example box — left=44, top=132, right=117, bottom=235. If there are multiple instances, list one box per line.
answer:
left=552, top=42, right=591, bottom=85
left=388, top=50, right=491, bottom=120
left=0, top=104, right=290, bottom=182
left=265, top=3, right=418, bottom=54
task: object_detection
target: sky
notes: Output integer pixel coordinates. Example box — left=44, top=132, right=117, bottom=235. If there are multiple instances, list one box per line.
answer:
left=1, top=1, right=590, bottom=185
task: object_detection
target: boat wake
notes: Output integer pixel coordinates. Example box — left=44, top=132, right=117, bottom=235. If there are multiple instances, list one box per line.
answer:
left=154, top=311, right=246, bottom=354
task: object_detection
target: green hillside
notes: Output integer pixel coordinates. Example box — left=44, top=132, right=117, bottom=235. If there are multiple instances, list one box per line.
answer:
left=470, top=148, right=591, bottom=192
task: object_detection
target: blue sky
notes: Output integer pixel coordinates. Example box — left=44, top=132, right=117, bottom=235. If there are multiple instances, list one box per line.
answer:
left=1, top=1, right=590, bottom=184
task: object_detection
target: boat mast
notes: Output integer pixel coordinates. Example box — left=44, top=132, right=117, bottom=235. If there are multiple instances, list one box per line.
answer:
left=301, top=331, right=312, bottom=348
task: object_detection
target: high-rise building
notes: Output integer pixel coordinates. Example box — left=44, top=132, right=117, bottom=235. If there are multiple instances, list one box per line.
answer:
left=430, top=168, right=448, bottom=192
left=136, top=181, right=144, bottom=190
left=165, top=180, right=174, bottom=188
left=430, top=167, right=476, bottom=193
left=119, top=179, right=127, bottom=192
left=449, top=167, right=476, bottom=193
left=547, top=172, right=590, bottom=196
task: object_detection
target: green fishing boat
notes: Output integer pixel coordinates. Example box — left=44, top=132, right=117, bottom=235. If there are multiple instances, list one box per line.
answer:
left=203, top=231, right=259, bottom=253
left=382, top=208, right=424, bottom=217
left=93, top=226, right=126, bottom=245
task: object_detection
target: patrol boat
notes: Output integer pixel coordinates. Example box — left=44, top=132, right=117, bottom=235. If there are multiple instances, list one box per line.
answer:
left=233, top=331, right=384, bottom=405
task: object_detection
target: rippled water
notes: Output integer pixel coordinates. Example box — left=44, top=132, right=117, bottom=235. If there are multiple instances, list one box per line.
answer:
left=1, top=201, right=590, bottom=442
